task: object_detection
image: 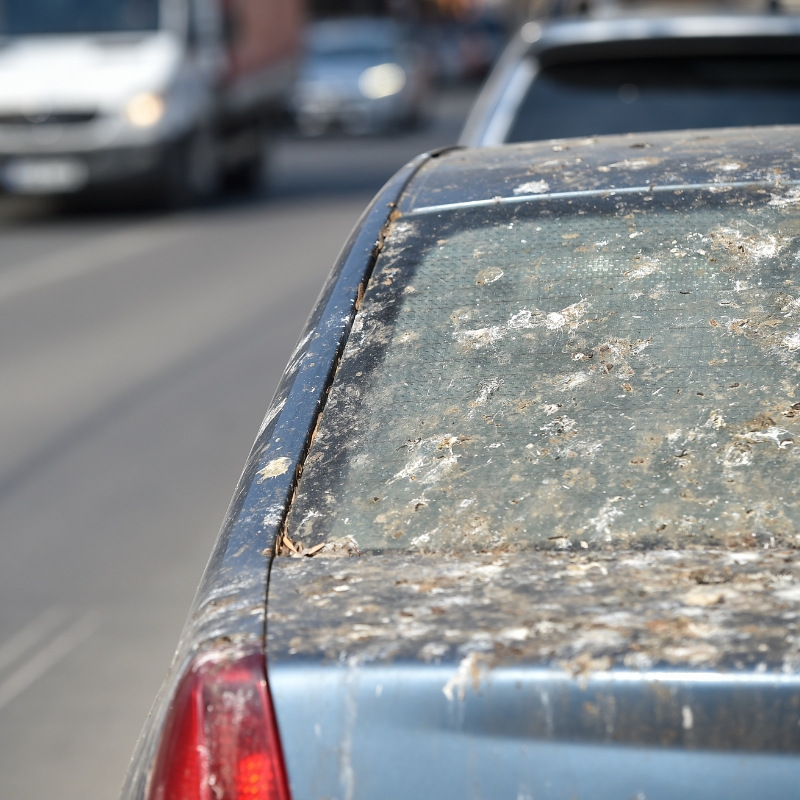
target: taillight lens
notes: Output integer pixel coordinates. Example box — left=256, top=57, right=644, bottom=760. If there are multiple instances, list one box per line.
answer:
left=146, top=651, right=291, bottom=800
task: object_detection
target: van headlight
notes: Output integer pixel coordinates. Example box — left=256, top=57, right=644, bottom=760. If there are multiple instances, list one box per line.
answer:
left=358, top=63, right=406, bottom=100
left=124, top=92, right=166, bottom=128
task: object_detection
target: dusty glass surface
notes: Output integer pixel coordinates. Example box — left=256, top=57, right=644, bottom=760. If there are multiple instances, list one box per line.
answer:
left=288, top=188, right=800, bottom=554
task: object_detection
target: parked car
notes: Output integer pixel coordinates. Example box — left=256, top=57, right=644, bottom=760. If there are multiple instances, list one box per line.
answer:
left=461, top=13, right=800, bottom=146
left=291, top=18, right=430, bottom=136
left=0, top=0, right=304, bottom=202
left=122, top=125, right=800, bottom=800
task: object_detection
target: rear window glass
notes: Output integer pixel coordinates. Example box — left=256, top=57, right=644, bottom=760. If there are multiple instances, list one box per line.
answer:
left=507, top=56, right=800, bottom=142
left=287, top=187, right=800, bottom=554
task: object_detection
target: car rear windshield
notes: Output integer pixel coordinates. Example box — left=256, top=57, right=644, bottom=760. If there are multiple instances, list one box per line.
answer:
left=308, top=23, right=400, bottom=58
left=0, top=0, right=158, bottom=35
left=507, top=56, right=800, bottom=142
left=287, top=184, right=800, bottom=555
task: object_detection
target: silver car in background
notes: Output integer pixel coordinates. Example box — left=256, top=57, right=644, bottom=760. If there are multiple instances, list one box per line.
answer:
left=291, top=17, right=430, bottom=136
left=461, top=10, right=800, bottom=146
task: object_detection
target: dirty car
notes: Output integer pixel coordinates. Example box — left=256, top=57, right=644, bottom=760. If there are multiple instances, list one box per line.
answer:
left=122, top=126, right=800, bottom=800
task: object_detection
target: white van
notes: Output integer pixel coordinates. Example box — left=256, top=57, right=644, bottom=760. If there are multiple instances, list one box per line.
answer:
left=0, top=0, right=304, bottom=202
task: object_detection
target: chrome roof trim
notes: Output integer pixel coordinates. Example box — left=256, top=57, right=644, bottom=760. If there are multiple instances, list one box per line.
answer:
left=406, top=178, right=800, bottom=217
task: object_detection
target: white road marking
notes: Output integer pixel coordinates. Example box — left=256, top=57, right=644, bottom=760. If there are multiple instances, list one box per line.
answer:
left=0, top=612, right=100, bottom=711
left=0, top=224, right=185, bottom=305
left=0, top=606, right=67, bottom=673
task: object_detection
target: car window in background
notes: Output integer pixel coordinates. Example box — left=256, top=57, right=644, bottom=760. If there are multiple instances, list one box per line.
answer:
left=0, top=0, right=159, bottom=35
left=508, top=55, right=800, bottom=142
left=288, top=185, right=800, bottom=553
left=307, top=20, right=402, bottom=58
left=310, top=45, right=395, bottom=59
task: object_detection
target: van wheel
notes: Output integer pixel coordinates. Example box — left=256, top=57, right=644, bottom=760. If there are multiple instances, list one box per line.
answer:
left=222, top=149, right=265, bottom=194
left=161, top=129, right=220, bottom=207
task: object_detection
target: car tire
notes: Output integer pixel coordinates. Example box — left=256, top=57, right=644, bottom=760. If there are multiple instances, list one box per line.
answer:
left=160, top=128, right=220, bottom=208
left=297, top=112, right=327, bottom=137
left=222, top=148, right=266, bottom=194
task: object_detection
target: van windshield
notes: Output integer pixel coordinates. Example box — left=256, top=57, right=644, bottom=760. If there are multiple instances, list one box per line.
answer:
left=0, top=0, right=159, bottom=35
left=288, top=184, right=800, bottom=555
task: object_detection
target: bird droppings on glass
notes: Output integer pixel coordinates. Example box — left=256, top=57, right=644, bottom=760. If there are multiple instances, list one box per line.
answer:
left=286, top=184, right=800, bottom=557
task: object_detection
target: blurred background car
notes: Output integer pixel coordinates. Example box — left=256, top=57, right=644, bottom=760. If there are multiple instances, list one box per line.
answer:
left=422, top=10, right=509, bottom=83
left=291, top=16, right=431, bottom=136
left=0, top=0, right=304, bottom=204
left=461, top=3, right=800, bottom=146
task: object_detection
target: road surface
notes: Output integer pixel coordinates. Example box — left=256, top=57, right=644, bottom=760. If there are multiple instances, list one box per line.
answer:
left=0, top=89, right=474, bottom=800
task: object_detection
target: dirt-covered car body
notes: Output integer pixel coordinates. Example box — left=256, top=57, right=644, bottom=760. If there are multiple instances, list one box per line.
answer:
left=123, top=127, right=800, bottom=800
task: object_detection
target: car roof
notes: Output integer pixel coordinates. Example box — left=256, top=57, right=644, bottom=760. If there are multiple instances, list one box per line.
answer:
left=306, top=16, right=406, bottom=49
left=406, top=125, right=800, bottom=215
left=520, top=12, right=800, bottom=56
left=535, top=0, right=800, bottom=18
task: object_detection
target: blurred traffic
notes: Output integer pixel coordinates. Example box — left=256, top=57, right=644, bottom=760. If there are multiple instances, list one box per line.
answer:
left=0, top=0, right=510, bottom=208
left=4, top=0, right=799, bottom=208
left=0, top=0, right=303, bottom=203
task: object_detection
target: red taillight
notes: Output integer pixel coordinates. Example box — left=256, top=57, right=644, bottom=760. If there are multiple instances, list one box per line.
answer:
left=147, top=651, right=291, bottom=800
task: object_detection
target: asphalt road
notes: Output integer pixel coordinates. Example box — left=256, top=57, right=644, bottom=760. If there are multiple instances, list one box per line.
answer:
left=0, top=88, right=475, bottom=800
